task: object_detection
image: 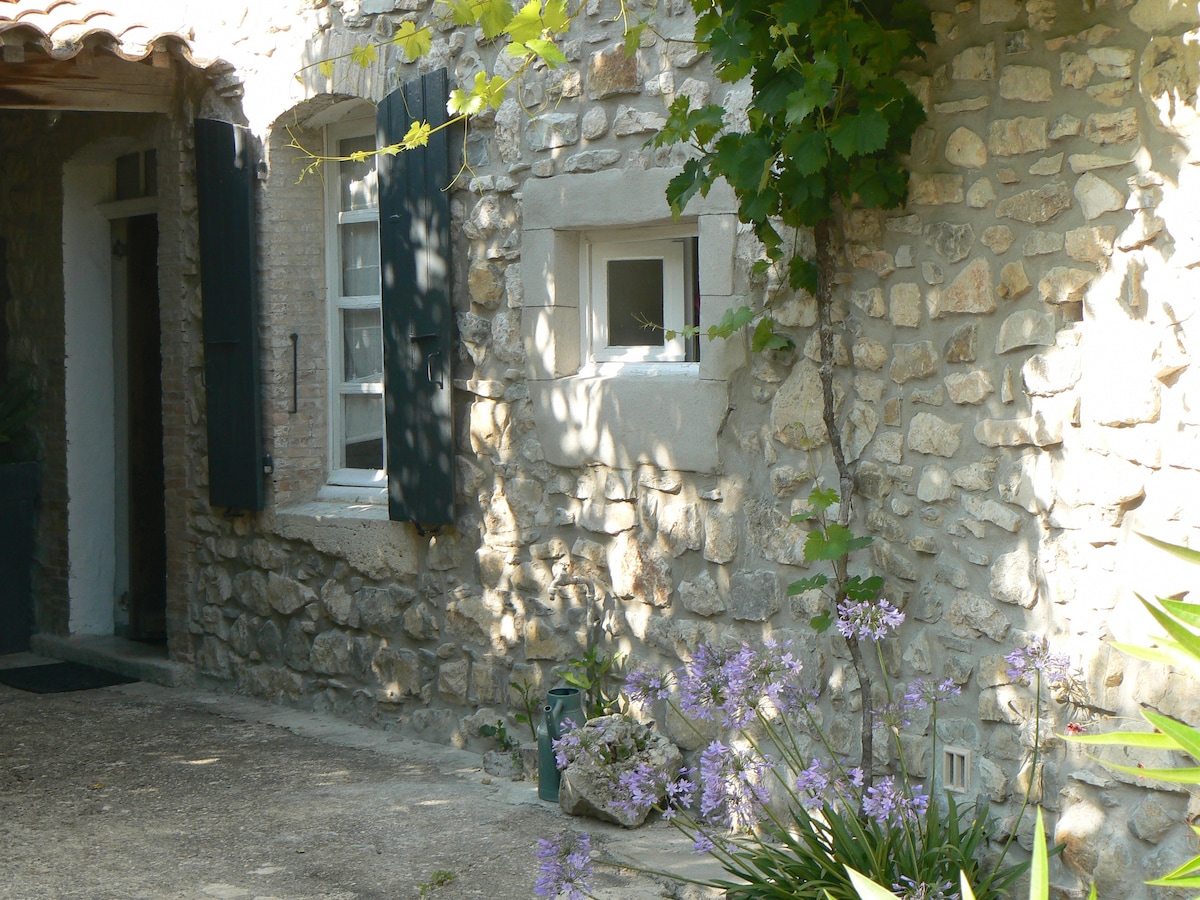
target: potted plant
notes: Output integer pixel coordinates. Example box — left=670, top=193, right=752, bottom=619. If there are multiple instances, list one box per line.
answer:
left=0, top=369, right=40, bottom=653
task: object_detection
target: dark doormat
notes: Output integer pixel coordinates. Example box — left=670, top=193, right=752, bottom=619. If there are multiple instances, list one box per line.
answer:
left=0, top=662, right=139, bottom=693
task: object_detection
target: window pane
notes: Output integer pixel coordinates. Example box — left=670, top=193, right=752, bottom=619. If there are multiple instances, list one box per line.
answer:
left=343, top=308, right=383, bottom=382
left=338, top=135, right=377, bottom=211
left=341, top=221, right=380, bottom=296
left=607, top=258, right=664, bottom=347
left=343, top=393, right=383, bottom=470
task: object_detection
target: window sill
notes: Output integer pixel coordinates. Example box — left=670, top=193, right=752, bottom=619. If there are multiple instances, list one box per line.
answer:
left=273, top=497, right=419, bottom=580
left=528, top=370, right=728, bottom=474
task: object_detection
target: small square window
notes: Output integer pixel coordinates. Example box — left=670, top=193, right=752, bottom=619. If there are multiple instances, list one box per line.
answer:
left=943, top=747, right=971, bottom=793
left=586, top=232, right=699, bottom=364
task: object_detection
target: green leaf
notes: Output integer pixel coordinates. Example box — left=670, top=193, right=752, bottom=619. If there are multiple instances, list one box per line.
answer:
left=524, top=37, right=567, bottom=66
left=478, top=0, right=515, bottom=39
left=318, top=59, right=335, bottom=78
left=1147, top=841, right=1200, bottom=887
left=542, top=0, right=569, bottom=32
left=805, top=523, right=873, bottom=563
left=958, top=871, right=978, bottom=900
left=788, top=256, right=819, bottom=294
left=1159, top=597, right=1200, bottom=629
left=1031, top=809, right=1048, bottom=900
left=1100, top=760, right=1200, bottom=784
left=829, top=108, right=890, bottom=159
left=350, top=42, right=378, bottom=68
left=1140, top=533, right=1200, bottom=567
left=1142, top=598, right=1200, bottom=670
left=400, top=121, right=432, bottom=150
left=845, top=866, right=901, bottom=900
left=710, top=304, right=753, bottom=338
left=843, top=574, right=883, bottom=601
left=505, top=0, right=544, bottom=42
left=787, top=574, right=828, bottom=595
left=787, top=129, right=829, bottom=178
left=393, top=21, right=432, bottom=61
left=810, top=610, right=834, bottom=633
left=1143, top=709, right=1200, bottom=762
left=448, top=71, right=508, bottom=116
left=751, top=317, right=792, bottom=353
left=1066, top=730, right=1177, bottom=749
left=808, top=487, right=839, bottom=510
left=665, top=158, right=713, bottom=217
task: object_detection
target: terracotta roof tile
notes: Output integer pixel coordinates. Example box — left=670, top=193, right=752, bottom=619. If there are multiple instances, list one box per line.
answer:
left=0, top=0, right=221, bottom=68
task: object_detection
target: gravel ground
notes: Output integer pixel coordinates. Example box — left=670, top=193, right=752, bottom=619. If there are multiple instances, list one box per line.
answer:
left=0, top=659, right=707, bottom=900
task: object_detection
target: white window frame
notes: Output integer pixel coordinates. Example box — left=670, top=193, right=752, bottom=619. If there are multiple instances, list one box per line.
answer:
left=582, top=225, right=698, bottom=368
left=324, top=118, right=387, bottom=489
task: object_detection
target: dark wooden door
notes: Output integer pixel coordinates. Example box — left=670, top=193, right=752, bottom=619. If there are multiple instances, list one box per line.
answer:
left=125, top=214, right=166, bottom=641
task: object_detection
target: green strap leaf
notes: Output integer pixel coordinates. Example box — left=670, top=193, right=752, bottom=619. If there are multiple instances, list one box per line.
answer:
left=1139, top=533, right=1200, bottom=567
left=1142, top=598, right=1200, bottom=668
left=1065, top=730, right=1177, bottom=749
left=1142, top=709, right=1200, bottom=762
left=1100, top=759, right=1200, bottom=784
left=845, top=866, right=901, bottom=900
left=1031, top=809, right=1048, bottom=900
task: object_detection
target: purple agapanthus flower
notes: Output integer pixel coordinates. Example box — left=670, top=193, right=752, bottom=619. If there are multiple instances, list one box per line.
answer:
left=535, top=831, right=593, bottom=899
left=1005, top=637, right=1072, bottom=687
left=893, top=875, right=957, bottom=900
left=903, top=677, right=962, bottom=710
left=551, top=725, right=583, bottom=771
left=675, top=641, right=805, bottom=729
left=861, top=775, right=928, bottom=827
left=795, top=758, right=834, bottom=809
left=698, top=740, right=770, bottom=830
left=836, top=597, right=905, bottom=642
left=624, top=667, right=671, bottom=704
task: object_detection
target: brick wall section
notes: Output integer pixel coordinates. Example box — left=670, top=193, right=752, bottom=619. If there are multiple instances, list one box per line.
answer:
left=258, top=123, right=328, bottom=508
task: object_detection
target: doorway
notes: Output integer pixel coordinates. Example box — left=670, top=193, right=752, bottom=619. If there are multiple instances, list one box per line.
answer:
left=114, top=214, right=166, bottom=640
left=63, top=144, right=166, bottom=642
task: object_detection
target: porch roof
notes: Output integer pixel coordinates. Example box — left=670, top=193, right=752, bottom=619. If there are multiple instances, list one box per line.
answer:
left=0, top=0, right=242, bottom=112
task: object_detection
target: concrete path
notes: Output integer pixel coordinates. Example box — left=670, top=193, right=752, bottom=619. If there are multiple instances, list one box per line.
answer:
left=0, top=653, right=719, bottom=900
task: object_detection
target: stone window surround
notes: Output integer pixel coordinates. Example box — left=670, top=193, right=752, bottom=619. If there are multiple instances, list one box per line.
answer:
left=521, top=167, right=743, bottom=475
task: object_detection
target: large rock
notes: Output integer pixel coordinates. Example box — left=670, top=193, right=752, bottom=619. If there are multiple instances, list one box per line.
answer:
left=587, top=45, right=642, bottom=99
left=932, top=258, right=995, bottom=316
left=771, top=359, right=843, bottom=448
left=988, top=116, right=1048, bottom=155
left=608, top=533, right=672, bottom=607
left=559, top=716, right=684, bottom=827
left=1074, top=173, right=1126, bottom=220
left=891, top=341, right=938, bottom=384
left=907, top=412, right=962, bottom=458
left=999, top=65, right=1052, bottom=102
left=1085, top=109, right=1138, bottom=145
left=945, top=127, right=987, bottom=168
left=995, top=182, right=1071, bottom=224
left=925, top=222, right=976, bottom=262
left=997, top=310, right=1056, bottom=353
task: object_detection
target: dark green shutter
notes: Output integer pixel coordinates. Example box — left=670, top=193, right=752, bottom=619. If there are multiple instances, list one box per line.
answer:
left=194, top=118, right=265, bottom=511
left=378, top=70, right=455, bottom=527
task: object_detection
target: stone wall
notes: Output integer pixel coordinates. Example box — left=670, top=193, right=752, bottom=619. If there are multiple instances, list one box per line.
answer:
left=8, top=0, right=1191, bottom=895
